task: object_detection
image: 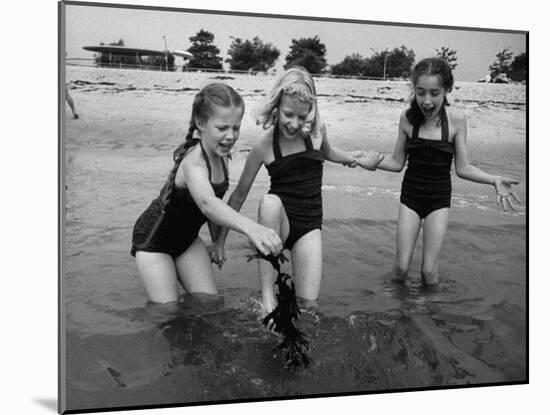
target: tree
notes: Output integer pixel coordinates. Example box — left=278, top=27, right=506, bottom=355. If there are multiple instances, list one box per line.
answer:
left=99, top=39, right=125, bottom=47
left=435, top=46, right=458, bottom=70
left=225, top=36, right=280, bottom=72
left=110, top=39, right=125, bottom=46
left=363, top=46, right=415, bottom=79
left=489, top=47, right=514, bottom=79
left=187, top=29, right=223, bottom=70
left=385, top=46, right=415, bottom=78
left=508, top=52, right=527, bottom=82
left=330, top=53, right=367, bottom=77
left=285, top=36, right=327, bottom=74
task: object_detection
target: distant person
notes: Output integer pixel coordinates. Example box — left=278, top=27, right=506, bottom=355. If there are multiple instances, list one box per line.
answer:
left=213, top=67, right=381, bottom=313
left=65, top=88, right=79, bottom=119
left=131, top=83, right=282, bottom=303
left=356, top=57, right=521, bottom=286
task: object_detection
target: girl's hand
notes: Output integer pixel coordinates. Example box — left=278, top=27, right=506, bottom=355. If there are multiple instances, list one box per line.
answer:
left=344, top=151, right=365, bottom=168
left=247, top=224, right=283, bottom=257
left=356, top=151, right=385, bottom=171
left=207, top=243, right=227, bottom=269
left=494, top=176, right=521, bottom=211
left=345, top=151, right=369, bottom=168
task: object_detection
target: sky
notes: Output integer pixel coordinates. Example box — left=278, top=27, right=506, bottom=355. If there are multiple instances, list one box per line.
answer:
left=64, top=2, right=526, bottom=82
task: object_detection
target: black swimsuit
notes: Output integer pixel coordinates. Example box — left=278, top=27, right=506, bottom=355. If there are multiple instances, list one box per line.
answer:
left=266, top=126, right=324, bottom=250
left=400, top=108, right=455, bottom=219
left=131, top=142, right=229, bottom=258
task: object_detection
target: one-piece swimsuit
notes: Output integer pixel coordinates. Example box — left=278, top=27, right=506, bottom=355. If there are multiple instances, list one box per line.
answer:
left=265, top=125, right=324, bottom=250
left=131, top=141, right=229, bottom=257
left=400, top=107, right=455, bottom=219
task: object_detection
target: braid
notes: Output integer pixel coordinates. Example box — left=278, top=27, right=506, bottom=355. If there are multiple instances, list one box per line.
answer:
left=160, top=82, right=244, bottom=209
left=173, top=118, right=199, bottom=161
left=162, top=110, right=201, bottom=209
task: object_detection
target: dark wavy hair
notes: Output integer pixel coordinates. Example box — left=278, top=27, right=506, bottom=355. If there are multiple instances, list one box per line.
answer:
left=406, top=57, right=454, bottom=127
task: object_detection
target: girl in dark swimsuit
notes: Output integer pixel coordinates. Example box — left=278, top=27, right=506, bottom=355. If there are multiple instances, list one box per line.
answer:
left=131, top=83, right=282, bottom=303
left=357, top=57, right=521, bottom=286
left=214, top=67, right=382, bottom=313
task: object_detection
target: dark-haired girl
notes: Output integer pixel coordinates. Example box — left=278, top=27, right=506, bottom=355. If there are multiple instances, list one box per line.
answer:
left=357, top=57, right=521, bottom=286
left=131, top=83, right=282, bottom=303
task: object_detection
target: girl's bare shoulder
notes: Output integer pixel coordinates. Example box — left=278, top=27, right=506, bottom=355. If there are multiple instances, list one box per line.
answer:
left=398, top=109, right=413, bottom=136
left=253, top=126, right=275, bottom=152
left=447, top=106, right=466, bottom=124
left=175, top=144, right=206, bottom=187
left=398, top=109, right=412, bottom=126
left=179, top=144, right=206, bottom=172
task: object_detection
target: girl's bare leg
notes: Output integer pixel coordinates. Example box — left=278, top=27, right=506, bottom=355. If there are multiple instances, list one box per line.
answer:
left=420, top=208, right=450, bottom=285
left=174, top=237, right=218, bottom=295
left=257, top=194, right=289, bottom=313
left=291, top=229, right=322, bottom=302
left=393, top=203, right=422, bottom=282
left=135, top=251, right=180, bottom=303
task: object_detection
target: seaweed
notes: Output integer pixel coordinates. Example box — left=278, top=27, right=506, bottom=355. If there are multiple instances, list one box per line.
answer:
left=247, top=252, right=311, bottom=369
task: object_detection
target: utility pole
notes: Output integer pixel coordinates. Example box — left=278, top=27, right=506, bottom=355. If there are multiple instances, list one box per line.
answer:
left=162, top=35, right=168, bottom=71
left=383, top=47, right=388, bottom=81
left=370, top=47, right=389, bottom=81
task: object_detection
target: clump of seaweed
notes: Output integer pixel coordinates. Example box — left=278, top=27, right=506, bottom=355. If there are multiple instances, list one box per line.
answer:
left=247, top=251, right=311, bottom=368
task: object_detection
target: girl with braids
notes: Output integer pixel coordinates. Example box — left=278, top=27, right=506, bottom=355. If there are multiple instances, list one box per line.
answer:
left=131, top=83, right=282, bottom=303
left=356, top=57, right=521, bottom=286
left=213, top=67, right=382, bottom=314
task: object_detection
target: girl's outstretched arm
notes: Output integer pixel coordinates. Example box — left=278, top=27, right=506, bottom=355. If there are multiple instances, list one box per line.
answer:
left=361, top=110, right=408, bottom=172
left=207, top=220, right=225, bottom=267
left=183, top=154, right=282, bottom=256
left=214, top=141, right=266, bottom=249
left=453, top=110, right=521, bottom=211
left=319, top=123, right=358, bottom=166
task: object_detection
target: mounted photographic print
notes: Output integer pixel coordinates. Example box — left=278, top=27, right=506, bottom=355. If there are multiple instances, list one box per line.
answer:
left=59, top=0, right=528, bottom=413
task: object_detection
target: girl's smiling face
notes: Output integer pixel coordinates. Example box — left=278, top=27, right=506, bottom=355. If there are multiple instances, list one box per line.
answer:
left=196, top=104, right=244, bottom=157
left=414, top=74, right=447, bottom=120
left=277, top=94, right=311, bottom=139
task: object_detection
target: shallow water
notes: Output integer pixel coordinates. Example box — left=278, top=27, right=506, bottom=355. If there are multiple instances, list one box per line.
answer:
left=62, top=67, right=526, bottom=412
left=64, top=218, right=526, bottom=410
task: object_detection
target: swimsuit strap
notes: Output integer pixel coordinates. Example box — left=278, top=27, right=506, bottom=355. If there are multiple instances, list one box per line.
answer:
left=440, top=106, right=449, bottom=143
left=199, top=140, right=229, bottom=182
left=411, top=107, right=449, bottom=142
left=221, top=154, right=229, bottom=181
left=412, top=122, right=420, bottom=140
left=199, top=140, right=213, bottom=181
left=272, top=124, right=283, bottom=160
left=304, top=134, right=314, bottom=151
left=273, top=124, right=314, bottom=157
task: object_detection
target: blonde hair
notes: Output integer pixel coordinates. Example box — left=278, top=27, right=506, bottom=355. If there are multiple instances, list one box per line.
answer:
left=256, top=66, right=322, bottom=139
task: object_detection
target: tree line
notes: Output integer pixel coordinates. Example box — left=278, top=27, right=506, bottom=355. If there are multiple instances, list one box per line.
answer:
left=99, top=31, right=527, bottom=82
left=186, top=29, right=526, bottom=82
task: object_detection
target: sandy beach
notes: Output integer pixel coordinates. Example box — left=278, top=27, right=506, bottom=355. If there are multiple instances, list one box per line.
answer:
left=61, top=65, right=526, bottom=411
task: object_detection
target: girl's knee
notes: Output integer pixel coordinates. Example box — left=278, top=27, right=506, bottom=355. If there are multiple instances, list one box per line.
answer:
left=421, top=266, right=439, bottom=285
left=393, top=263, right=409, bottom=279
left=149, top=293, right=179, bottom=304
left=258, top=194, right=282, bottom=222
left=393, top=253, right=412, bottom=278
